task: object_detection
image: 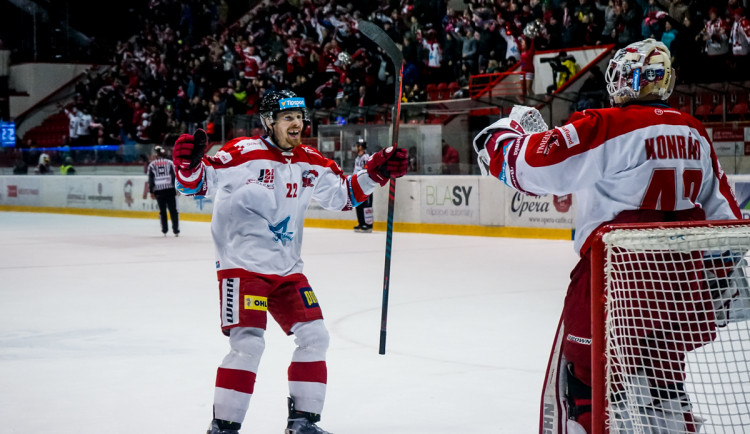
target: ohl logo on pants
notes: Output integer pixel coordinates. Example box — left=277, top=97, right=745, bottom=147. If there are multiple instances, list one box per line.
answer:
left=244, top=295, right=268, bottom=311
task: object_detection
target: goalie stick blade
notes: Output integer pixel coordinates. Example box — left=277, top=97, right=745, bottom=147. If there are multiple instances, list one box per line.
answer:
left=358, top=21, right=403, bottom=68
left=358, top=21, right=403, bottom=141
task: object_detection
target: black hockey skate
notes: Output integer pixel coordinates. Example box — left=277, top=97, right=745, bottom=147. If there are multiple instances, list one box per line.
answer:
left=285, top=397, right=332, bottom=434
left=207, top=419, right=240, bottom=434
left=353, top=225, right=372, bottom=233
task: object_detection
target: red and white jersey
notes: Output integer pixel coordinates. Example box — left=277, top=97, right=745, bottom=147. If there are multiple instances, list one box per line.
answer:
left=499, top=104, right=740, bottom=255
left=177, top=135, right=376, bottom=277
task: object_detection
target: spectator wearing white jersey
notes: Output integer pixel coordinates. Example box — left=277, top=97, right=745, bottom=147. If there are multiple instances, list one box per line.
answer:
left=75, top=106, right=103, bottom=146
left=63, top=104, right=80, bottom=146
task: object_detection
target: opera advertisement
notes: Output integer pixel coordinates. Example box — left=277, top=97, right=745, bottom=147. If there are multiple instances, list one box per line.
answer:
left=504, top=190, right=575, bottom=229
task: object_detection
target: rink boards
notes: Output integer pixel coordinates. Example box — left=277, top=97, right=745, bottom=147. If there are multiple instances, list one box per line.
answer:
left=2, top=174, right=750, bottom=240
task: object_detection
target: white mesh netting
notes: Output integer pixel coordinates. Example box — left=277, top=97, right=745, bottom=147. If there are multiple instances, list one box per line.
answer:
left=601, top=225, right=750, bottom=433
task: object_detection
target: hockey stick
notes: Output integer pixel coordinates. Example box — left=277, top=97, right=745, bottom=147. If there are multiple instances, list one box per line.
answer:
left=358, top=21, right=404, bottom=355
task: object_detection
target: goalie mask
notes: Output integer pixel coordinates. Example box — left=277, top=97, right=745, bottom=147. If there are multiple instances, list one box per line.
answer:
left=605, top=38, right=674, bottom=105
left=259, top=90, right=310, bottom=134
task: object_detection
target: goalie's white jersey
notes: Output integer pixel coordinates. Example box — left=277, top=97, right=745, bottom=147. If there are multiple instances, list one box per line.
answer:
left=496, top=103, right=741, bottom=254
left=176, top=135, right=375, bottom=277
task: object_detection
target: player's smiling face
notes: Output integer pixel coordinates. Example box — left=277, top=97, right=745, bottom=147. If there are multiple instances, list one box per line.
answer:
left=272, top=111, right=304, bottom=150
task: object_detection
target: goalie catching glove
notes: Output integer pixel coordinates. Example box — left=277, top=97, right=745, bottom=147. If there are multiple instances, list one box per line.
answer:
left=366, top=146, right=409, bottom=186
left=473, top=105, right=548, bottom=177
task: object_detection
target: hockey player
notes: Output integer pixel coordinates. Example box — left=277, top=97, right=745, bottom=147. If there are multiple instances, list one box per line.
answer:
left=173, top=90, right=408, bottom=434
left=473, top=39, right=741, bottom=433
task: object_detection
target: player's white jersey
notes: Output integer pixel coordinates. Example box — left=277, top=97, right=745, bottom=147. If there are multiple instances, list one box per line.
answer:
left=177, top=135, right=375, bottom=277
left=499, top=103, right=740, bottom=254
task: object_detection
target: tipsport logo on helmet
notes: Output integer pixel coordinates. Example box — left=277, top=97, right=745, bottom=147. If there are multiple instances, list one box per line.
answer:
left=278, top=97, right=306, bottom=110
left=632, top=68, right=641, bottom=92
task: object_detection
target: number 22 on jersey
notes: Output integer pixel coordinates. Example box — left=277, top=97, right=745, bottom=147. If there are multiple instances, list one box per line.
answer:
left=286, top=183, right=298, bottom=198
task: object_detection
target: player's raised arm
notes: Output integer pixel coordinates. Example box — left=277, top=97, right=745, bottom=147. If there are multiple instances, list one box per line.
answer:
left=173, top=129, right=208, bottom=196
left=364, top=146, right=409, bottom=187
left=342, top=146, right=409, bottom=208
left=472, top=105, right=548, bottom=183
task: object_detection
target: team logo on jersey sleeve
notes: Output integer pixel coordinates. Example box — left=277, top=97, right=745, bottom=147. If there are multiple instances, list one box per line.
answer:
left=215, top=150, right=232, bottom=164
left=301, top=170, right=318, bottom=187
left=268, top=216, right=295, bottom=245
left=555, top=125, right=580, bottom=148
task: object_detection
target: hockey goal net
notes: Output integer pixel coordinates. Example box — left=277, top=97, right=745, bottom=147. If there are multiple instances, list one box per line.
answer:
left=590, top=220, right=750, bottom=434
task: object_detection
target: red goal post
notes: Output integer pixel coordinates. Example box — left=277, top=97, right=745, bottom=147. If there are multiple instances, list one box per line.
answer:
left=590, top=219, right=750, bottom=434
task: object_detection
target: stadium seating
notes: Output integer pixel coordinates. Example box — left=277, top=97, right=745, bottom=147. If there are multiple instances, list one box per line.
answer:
left=448, top=82, right=460, bottom=98
left=436, top=82, right=449, bottom=100
left=425, top=84, right=440, bottom=101
left=22, top=112, right=69, bottom=147
left=693, top=103, right=713, bottom=121
left=729, top=102, right=749, bottom=121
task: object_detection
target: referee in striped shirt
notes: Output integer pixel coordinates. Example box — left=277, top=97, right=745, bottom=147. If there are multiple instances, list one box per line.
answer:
left=147, top=146, right=180, bottom=236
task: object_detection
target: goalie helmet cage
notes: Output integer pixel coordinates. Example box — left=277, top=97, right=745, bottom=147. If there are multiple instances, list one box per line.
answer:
left=590, top=219, right=750, bottom=434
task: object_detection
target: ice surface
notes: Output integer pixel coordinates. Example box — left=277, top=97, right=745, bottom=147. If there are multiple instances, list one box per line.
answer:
left=0, top=212, right=577, bottom=433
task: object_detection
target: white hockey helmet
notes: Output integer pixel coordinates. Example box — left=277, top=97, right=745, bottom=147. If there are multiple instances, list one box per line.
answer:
left=605, top=38, right=674, bottom=105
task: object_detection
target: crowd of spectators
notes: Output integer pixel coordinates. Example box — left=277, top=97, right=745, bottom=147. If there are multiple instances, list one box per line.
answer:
left=13, top=0, right=750, bottom=151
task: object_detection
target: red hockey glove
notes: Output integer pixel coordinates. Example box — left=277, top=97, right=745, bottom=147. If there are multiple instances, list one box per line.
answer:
left=173, top=129, right=207, bottom=172
left=367, top=146, right=409, bottom=186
